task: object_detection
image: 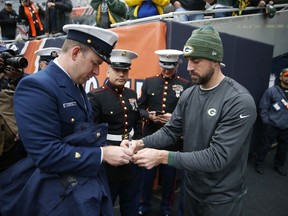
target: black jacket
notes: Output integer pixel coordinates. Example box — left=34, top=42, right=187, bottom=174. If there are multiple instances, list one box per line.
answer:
left=87, top=81, right=143, bottom=181
left=0, top=8, right=18, bottom=39
left=45, top=0, right=72, bottom=34
left=138, top=73, right=191, bottom=150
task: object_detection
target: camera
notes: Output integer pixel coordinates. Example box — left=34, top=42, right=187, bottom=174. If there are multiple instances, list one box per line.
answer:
left=0, top=52, right=27, bottom=90
left=0, top=52, right=28, bottom=69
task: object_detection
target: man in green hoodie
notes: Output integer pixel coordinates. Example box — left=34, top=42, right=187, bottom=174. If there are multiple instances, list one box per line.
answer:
left=91, top=0, right=127, bottom=28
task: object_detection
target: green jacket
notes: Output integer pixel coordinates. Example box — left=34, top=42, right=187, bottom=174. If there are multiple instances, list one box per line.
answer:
left=90, top=0, right=127, bottom=27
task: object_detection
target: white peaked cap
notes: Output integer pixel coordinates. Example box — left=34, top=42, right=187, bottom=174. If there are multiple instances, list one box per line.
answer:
left=34, top=47, right=62, bottom=57
left=110, top=49, right=138, bottom=70
left=63, top=24, right=119, bottom=64
left=155, top=49, right=183, bottom=69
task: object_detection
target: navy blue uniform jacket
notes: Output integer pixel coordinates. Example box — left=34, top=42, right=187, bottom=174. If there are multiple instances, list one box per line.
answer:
left=1, top=62, right=114, bottom=216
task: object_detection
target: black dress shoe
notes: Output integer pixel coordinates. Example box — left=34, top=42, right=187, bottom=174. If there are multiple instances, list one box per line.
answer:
left=274, top=166, right=287, bottom=176
left=255, top=164, right=264, bottom=175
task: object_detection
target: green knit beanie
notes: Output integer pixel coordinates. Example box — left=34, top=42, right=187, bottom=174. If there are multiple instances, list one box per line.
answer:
left=183, top=26, right=223, bottom=62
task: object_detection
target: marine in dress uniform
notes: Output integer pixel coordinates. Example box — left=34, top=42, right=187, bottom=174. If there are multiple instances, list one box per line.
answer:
left=88, top=49, right=143, bottom=216
left=137, top=49, right=191, bottom=216
left=1, top=24, right=134, bottom=216
left=34, top=47, right=62, bottom=70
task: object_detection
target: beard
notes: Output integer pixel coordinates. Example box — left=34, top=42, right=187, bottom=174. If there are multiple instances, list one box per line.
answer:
left=190, top=67, right=215, bottom=85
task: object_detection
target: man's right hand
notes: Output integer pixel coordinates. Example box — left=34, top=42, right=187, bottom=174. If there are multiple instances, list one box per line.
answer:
left=102, top=145, right=133, bottom=166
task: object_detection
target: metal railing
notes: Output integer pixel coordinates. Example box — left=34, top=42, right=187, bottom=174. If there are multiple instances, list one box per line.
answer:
left=110, top=3, right=288, bottom=28
left=1, top=3, right=287, bottom=45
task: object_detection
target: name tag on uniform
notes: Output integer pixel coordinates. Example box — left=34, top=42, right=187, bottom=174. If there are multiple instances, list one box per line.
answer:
left=63, top=101, right=77, bottom=108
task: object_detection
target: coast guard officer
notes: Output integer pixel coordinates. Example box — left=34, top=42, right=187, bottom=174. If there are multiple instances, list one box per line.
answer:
left=88, top=49, right=143, bottom=216
left=8, top=24, right=134, bottom=216
left=34, top=47, right=62, bottom=70
left=137, top=49, right=191, bottom=216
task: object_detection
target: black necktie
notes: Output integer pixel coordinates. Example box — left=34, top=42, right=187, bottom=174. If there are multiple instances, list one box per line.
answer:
left=76, top=84, right=87, bottom=110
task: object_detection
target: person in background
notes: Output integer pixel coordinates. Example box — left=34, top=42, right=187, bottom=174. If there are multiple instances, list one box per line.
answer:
left=204, top=0, right=236, bottom=18
left=123, top=26, right=257, bottom=216
left=232, top=0, right=275, bottom=16
left=44, top=0, right=72, bottom=36
left=251, top=0, right=274, bottom=7
left=170, top=0, right=206, bottom=21
left=34, top=47, right=61, bottom=70
left=125, top=0, right=170, bottom=19
left=0, top=1, right=18, bottom=40
left=7, top=24, right=134, bottom=216
left=90, top=0, right=127, bottom=29
left=18, top=0, right=45, bottom=38
left=0, top=46, right=27, bottom=173
left=250, top=0, right=276, bottom=18
left=87, top=49, right=142, bottom=216
left=254, top=68, right=288, bottom=176
left=137, top=49, right=191, bottom=216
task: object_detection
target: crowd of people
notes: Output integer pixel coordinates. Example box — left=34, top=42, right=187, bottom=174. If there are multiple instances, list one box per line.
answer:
left=0, top=0, right=72, bottom=40
left=0, top=0, right=285, bottom=41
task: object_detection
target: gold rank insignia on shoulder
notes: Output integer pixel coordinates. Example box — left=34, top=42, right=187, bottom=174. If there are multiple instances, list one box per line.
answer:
left=75, top=152, right=81, bottom=158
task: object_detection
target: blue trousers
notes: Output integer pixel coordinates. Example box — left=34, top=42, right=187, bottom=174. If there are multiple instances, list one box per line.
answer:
left=139, top=164, right=177, bottom=215
left=109, top=165, right=142, bottom=216
left=256, top=123, right=288, bottom=167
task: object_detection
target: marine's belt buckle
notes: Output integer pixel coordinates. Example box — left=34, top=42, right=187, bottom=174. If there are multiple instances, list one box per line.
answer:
left=122, top=134, right=129, bottom=140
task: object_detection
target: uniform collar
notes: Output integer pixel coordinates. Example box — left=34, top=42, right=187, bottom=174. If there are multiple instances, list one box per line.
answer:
left=106, top=81, right=124, bottom=94
left=160, top=73, right=176, bottom=80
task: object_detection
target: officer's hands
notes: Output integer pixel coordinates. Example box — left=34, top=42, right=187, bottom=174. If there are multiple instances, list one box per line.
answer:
left=132, top=148, right=169, bottom=169
left=102, top=145, right=133, bottom=166
left=120, top=139, right=144, bottom=154
left=120, top=140, right=169, bottom=169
